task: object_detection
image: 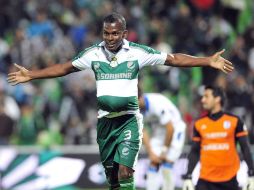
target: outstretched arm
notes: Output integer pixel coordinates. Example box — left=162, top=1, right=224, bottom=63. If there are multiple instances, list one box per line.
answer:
left=165, top=50, right=234, bottom=74
left=8, top=61, right=78, bottom=85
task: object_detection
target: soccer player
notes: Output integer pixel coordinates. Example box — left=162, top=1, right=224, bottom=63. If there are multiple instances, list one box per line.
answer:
left=182, top=85, right=254, bottom=190
left=8, top=13, right=234, bottom=190
left=138, top=92, right=186, bottom=190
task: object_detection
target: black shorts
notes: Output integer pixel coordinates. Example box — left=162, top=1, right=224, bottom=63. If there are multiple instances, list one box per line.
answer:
left=196, top=176, right=240, bottom=190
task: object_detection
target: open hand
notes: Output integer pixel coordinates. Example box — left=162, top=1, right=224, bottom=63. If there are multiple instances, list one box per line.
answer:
left=210, top=49, right=234, bottom=74
left=7, top=64, right=31, bottom=85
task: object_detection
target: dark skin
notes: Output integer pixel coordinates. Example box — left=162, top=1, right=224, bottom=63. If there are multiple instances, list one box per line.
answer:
left=7, top=20, right=135, bottom=184
left=7, top=20, right=234, bottom=84
left=7, top=18, right=234, bottom=188
left=102, top=21, right=128, bottom=53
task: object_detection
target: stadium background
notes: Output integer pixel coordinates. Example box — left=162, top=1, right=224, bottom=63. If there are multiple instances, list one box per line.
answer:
left=0, top=0, right=254, bottom=189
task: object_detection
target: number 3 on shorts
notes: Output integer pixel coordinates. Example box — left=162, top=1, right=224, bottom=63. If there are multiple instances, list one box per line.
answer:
left=124, top=130, right=132, bottom=140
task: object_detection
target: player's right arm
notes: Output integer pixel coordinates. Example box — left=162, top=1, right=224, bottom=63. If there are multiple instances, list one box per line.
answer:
left=182, top=140, right=200, bottom=190
left=185, top=141, right=200, bottom=176
left=8, top=62, right=79, bottom=85
left=182, top=124, right=201, bottom=181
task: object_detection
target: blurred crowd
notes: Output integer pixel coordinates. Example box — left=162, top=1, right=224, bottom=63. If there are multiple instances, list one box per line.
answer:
left=0, top=0, right=254, bottom=146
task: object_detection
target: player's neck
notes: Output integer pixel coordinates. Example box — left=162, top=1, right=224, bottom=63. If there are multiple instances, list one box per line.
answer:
left=210, top=106, right=222, bottom=115
left=208, top=110, right=223, bottom=120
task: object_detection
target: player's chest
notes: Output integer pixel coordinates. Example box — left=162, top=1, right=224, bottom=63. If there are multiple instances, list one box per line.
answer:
left=91, top=59, right=139, bottom=81
left=94, top=50, right=138, bottom=67
left=94, top=50, right=139, bottom=70
left=198, top=120, right=236, bottom=140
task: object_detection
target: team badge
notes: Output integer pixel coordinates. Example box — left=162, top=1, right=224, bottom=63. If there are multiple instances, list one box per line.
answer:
left=122, top=147, right=129, bottom=156
left=243, top=124, right=248, bottom=131
left=223, top=121, right=231, bottom=129
left=201, top=124, right=207, bottom=130
left=93, top=62, right=100, bottom=70
left=127, top=61, right=135, bottom=70
left=110, top=57, right=118, bottom=67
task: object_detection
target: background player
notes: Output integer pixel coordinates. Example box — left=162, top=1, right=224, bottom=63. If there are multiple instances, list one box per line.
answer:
left=182, top=85, right=254, bottom=190
left=139, top=91, right=186, bottom=190
left=8, top=12, right=234, bottom=190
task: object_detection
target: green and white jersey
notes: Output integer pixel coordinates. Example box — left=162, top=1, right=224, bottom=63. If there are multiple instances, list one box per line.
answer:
left=72, top=39, right=167, bottom=118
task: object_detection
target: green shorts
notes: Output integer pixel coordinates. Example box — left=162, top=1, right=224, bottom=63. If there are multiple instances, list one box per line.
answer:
left=97, top=113, right=143, bottom=170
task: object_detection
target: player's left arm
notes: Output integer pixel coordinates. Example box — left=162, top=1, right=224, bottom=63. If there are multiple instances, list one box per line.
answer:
left=238, top=136, right=254, bottom=174
left=183, top=123, right=201, bottom=178
left=236, top=119, right=254, bottom=176
left=164, top=50, right=234, bottom=74
left=238, top=134, right=254, bottom=190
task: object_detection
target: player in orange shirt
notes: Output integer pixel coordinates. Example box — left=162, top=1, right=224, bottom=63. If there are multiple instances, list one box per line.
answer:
left=182, top=85, right=254, bottom=190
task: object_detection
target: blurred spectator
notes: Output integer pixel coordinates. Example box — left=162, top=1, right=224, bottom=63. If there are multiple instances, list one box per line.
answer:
left=26, top=8, right=54, bottom=42
left=0, top=96, right=14, bottom=145
left=14, top=100, right=46, bottom=145
left=230, top=36, right=249, bottom=76
left=227, top=75, right=252, bottom=120
left=10, top=27, right=34, bottom=68
left=68, top=8, right=88, bottom=51
left=0, top=75, right=20, bottom=121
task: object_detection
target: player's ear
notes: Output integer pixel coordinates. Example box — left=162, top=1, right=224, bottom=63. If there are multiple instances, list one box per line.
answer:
left=215, top=96, right=221, bottom=105
left=123, top=30, right=128, bottom=39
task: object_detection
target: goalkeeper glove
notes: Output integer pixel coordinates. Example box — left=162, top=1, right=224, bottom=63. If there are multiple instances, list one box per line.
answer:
left=243, top=176, right=254, bottom=190
left=182, top=174, right=195, bottom=190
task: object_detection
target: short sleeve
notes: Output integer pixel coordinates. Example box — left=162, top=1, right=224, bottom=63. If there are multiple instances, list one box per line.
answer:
left=192, top=124, right=201, bottom=142
left=128, top=43, right=167, bottom=68
left=72, top=49, right=92, bottom=70
left=159, top=109, right=172, bottom=125
left=139, top=51, right=167, bottom=68
left=235, top=118, right=248, bottom=138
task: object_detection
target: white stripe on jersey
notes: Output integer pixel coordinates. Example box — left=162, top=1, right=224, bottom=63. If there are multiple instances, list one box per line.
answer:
left=97, top=79, right=137, bottom=97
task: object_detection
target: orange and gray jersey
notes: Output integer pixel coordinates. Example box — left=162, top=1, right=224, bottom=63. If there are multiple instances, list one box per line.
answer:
left=193, top=112, right=248, bottom=182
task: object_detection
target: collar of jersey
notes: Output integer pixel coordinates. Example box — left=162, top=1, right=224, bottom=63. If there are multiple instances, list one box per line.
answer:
left=98, top=39, right=130, bottom=50
left=208, top=111, right=223, bottom=121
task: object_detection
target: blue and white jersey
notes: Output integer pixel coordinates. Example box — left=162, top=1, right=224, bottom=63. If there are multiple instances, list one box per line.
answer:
left=142, top=93, right=186, bottom=161
left=143, top=93, right=185, bottom=134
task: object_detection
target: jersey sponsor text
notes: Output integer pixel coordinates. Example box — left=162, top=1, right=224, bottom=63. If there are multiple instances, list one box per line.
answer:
left=204, top=132, right=227, bottom=139
left=97, top=73, right=132, bottom=80
left=203, top=143, right=229, bottom=151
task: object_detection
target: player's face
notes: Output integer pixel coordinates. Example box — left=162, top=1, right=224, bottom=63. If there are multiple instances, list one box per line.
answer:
left=201, top=89, right=216, bottom=111
left=103, top=21, right=127, bottom=52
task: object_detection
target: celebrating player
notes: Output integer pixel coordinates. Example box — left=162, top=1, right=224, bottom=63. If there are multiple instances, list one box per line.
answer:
left=8, top=13, right=234, bottom=190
